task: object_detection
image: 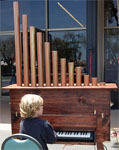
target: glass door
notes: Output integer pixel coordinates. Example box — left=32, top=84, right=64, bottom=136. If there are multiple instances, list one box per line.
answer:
left=104, top=0, right=119, bottom=109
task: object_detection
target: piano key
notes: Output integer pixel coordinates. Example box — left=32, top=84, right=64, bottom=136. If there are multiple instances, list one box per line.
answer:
left=56, top=131, right=94, bottom=141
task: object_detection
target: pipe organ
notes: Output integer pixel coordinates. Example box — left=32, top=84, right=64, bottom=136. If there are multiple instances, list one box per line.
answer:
left=3, top=2, right=117, bottom=150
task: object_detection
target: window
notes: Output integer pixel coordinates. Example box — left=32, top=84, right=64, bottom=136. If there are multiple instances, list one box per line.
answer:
left=48, top=0, right=87, bottom=75
left=0, top=35, right=15, bottom=96
left=0, top=0, right=45, bottom=31
left=104, top=0, right=119, bottom=109
left=104, top=29, right=119, bottom=84
left=49, top=0, right=86, bottom=28
left=104, top=0, right=119, bottom=27
left=49, top=30, right=86, bottom=73
left=104, top=0, right=119, bottom=84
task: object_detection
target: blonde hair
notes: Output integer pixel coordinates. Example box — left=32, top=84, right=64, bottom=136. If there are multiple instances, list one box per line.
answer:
left=19, top=94, right=43, bottom=118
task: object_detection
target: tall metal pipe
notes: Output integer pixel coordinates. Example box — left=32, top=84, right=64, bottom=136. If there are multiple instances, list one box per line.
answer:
left=13, top=2, right=22, bottom=86
left=30, top=26, right=36, bottom=87
left=37, top=32, right=44, bottom=86
left=22, top=14, right=29, bottom=86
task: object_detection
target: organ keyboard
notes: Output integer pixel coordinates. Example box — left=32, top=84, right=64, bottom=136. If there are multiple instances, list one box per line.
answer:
left=56, top=131, right=94, bottom=142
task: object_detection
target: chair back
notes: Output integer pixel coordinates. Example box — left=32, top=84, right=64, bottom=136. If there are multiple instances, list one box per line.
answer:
left=1, top=133, right=43, bottom=150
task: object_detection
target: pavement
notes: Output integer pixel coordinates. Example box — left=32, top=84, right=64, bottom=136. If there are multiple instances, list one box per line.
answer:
left=0, top=96, right=119, bottom=150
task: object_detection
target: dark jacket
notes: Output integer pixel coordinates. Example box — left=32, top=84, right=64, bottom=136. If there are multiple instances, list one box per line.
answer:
left=20, top=117, right=57, bottom=150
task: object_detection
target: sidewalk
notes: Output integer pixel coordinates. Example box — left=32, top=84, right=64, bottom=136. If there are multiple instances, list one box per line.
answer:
left=0, top=97, right=119, bottom=150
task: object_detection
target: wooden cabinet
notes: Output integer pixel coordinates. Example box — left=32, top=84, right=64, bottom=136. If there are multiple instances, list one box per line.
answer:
left=3, top=83, right=117, bottom=150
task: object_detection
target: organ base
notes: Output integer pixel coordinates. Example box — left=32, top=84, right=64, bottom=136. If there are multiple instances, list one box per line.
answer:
left=2, top=83, right=117, bottom=150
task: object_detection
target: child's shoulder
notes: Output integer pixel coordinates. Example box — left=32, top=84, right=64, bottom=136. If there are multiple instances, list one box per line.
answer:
left=43, top=120, right=53, bottom=128
left=35, top=118, right=50, bottom=128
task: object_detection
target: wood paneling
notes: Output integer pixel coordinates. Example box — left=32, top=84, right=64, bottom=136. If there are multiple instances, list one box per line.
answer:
left=3, top=83, right=117, bottom=150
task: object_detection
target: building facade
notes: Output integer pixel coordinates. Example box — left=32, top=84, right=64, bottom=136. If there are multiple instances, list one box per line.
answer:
left=0, top=0, right=119, bottom=108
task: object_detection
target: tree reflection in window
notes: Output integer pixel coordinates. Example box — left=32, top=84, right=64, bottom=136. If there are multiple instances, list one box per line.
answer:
left=104, top=0, right=119, bottom=26
left=104, top=29, right=119, bottom=84
left=51, top=32, right=86, bottom=73
left=0, top=37, right=15, bottom=76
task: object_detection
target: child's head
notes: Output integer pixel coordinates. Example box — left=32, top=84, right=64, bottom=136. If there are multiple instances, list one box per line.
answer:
left=19, top=94, right=43, bottom=118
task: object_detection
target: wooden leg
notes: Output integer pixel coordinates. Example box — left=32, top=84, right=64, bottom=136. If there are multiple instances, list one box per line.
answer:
left=97, top=142, right=104, bottom=150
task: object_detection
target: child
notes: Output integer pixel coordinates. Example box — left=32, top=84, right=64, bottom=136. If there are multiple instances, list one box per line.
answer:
left=19, top=94, right=57, bottom=150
